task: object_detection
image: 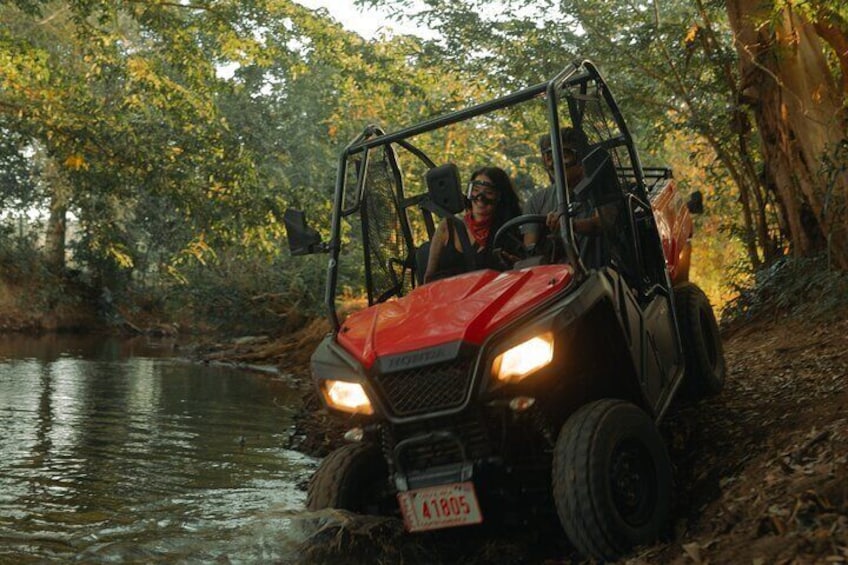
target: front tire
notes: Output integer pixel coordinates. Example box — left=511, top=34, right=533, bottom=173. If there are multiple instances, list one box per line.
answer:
left=674, top=282, right=726, bottom=400
left=307, top=442, right=389, bottom=514
left=552, top=399, right=672, bottom=560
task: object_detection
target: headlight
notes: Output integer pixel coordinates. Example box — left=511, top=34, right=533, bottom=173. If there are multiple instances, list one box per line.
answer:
left=492, top=332, right=554, bottom=383
left=321, top=379, right=374, bottom=415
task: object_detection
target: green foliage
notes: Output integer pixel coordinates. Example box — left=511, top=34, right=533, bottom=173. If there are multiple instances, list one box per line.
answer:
left=0, top=223, right=92, bottom=315
left=2, top=0, right=469, bottom=322
left=0, top=222, right=42, bottom=283
left=0, top=123, right=37, bottom=208
left=361, top=0, right=740, bottom=151
left=3, top=1, right=264, bottom=273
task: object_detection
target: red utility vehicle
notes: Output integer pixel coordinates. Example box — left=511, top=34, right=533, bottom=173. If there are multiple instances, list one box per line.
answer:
left=286, top=60, right=725, bottom=560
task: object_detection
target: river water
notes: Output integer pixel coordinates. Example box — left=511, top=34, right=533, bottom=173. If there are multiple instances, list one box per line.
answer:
left=0, top=334, right=317, bottom=564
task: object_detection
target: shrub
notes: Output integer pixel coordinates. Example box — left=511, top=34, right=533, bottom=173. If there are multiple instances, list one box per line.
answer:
left=148, top=251, right=329, bottom=336
left=720, top=254, right=848, bottom=326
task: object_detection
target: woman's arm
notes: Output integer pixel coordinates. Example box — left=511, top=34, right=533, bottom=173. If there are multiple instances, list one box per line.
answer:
left=423, top=220, right=449, bottom=283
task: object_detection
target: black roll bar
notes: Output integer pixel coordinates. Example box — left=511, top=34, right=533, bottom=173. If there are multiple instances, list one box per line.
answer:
left=322, top=60, right=635, bottom=332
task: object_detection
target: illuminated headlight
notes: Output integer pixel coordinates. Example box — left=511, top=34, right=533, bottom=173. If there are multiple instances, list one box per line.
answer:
left=320, top=380, right=374, bottom=415
left=492, top=332, right=554, bottom=383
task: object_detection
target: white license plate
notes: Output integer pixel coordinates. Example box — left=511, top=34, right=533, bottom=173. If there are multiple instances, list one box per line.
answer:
left=397, top=482, right=483, bottom=532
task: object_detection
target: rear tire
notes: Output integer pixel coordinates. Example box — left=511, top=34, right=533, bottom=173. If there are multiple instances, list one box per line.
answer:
left=552, top=399, right=672, bottom=560
left=674, top=282, right=726, bottom=400
left=307, top=442, right=389, bottom=514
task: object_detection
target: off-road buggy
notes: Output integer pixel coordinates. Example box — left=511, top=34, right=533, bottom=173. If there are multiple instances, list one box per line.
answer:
left=286, top=60, right=725, bottom=560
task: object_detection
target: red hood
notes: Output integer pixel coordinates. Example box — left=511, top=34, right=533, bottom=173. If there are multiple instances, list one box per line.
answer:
left=336, top=265, right=573, bottom=369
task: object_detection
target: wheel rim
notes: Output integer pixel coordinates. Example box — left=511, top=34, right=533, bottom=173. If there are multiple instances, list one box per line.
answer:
left=610, top=438, right=656, bottom=526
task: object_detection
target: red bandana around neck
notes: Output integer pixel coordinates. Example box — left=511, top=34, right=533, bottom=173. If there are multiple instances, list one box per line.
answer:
left=464, top=211, right=492, bottom=249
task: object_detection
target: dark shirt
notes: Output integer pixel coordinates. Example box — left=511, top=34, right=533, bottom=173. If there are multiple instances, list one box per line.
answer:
left=431, top=221, right=502, bottom=281
left=524, top=180, right=618, bottom=268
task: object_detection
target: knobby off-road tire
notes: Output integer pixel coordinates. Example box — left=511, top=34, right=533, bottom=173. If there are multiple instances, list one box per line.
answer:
left=674, top=282, right=726, bottom=400
left=306, top=442, right=388, bottom=514
left=552, top=399, right=672, bottom=561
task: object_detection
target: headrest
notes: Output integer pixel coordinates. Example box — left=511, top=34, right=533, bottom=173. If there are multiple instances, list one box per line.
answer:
left=572, top=147, right=619, bottom=199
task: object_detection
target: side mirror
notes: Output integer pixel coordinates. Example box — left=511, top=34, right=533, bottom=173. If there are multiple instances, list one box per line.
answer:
left=686, top=191, right=704, bottom=214
left=284, top=209, right=328, bottom=255
left=425, top=163, right=466, bottom=216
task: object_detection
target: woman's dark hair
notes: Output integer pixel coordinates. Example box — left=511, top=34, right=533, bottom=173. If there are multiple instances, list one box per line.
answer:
left=469, top=166, right=522, bottom=248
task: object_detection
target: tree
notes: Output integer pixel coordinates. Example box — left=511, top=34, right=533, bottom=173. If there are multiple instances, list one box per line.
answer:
left=726, top=0, right=848, bottom=270
left=0, top=0, right=322, bottom=283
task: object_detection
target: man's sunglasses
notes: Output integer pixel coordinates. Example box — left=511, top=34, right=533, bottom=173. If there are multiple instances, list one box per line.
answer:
left=542, top=147, right=581, bottom=168
left=467, top=180, right=500, bottom=205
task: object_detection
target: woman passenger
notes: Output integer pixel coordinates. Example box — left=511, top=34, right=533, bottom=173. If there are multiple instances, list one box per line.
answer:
left=423, top=166, right=522, bottom=283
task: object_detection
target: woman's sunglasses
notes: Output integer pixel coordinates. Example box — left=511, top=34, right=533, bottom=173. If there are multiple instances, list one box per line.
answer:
left=467, top=179, right=500, bottom=205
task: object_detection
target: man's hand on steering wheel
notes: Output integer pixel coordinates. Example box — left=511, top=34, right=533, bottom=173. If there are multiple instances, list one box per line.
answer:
left=493, top=214, right=556, bottom=266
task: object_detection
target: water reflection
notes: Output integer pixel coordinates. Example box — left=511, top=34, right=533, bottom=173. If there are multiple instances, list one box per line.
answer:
left=0, top=335, right=316, bottom=563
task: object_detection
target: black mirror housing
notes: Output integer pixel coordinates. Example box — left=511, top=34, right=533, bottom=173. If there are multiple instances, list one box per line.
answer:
left=686, top=191, right=704, bottom=214
left=284, top=209, right=327, bottom=255
left=425, top=163, right=466, bottom=216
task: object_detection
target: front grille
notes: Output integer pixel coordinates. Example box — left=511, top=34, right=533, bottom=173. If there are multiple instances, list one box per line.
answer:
left=374, top=360, right=473, bottom=416
left=382, top=415, right=493, bottom=470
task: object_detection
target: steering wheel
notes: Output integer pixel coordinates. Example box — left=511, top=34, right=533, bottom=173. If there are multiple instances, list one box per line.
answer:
left=493, top=214, right=552, bottom=264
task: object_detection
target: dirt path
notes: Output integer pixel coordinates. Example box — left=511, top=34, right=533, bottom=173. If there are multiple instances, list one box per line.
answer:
left=230, top=313, right=847, bottom=563
left=651, top=315, right=848, bottom=564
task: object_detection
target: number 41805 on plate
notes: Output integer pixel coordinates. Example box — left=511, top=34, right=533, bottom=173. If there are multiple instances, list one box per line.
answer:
left=397, top=482, right=483, bottom=532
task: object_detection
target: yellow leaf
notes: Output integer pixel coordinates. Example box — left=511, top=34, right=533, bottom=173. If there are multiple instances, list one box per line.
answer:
left=107, top=244, right=134, bottom=268
left=684, top=24, right=700, bottom=46
left=64, top=154, right=87, bottom=170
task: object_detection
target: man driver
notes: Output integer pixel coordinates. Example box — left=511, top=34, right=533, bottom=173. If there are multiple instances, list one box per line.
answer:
left=523, top=126, right=615, bottom=267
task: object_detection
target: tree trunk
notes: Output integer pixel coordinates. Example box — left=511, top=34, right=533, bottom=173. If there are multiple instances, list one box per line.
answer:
left=726, top=0, right=848, bottom=270
left=44, top=198, right=66, bottom=271
left=42, top=159, right=70, bottom=272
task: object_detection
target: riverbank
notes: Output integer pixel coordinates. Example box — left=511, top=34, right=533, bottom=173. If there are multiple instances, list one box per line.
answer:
left=0, top=278, right=101, bottom=333
left=0, top=277, right=216, bottom=337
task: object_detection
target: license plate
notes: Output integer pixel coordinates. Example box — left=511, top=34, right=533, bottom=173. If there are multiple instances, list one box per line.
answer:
left=397, top=482, right=483, bottom=532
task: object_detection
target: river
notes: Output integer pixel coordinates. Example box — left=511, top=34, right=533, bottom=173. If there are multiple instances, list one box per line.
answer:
left=0, top=334, right=317, bottom=563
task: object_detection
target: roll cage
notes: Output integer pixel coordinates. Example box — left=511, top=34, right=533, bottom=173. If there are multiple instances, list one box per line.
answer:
left=290, top=60, right=666, bottom=332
